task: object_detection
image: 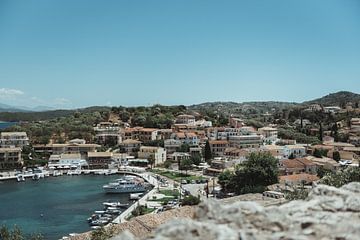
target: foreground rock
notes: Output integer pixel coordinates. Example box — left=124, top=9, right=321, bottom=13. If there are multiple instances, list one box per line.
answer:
left=115, top=182, right=360, bottom=240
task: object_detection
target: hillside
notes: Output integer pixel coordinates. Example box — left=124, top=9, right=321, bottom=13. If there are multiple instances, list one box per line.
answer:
left=303, top=91, right=360, bottom=106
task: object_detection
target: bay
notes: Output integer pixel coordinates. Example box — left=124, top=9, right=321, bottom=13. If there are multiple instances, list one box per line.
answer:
left=0, top=175, right=131, bottom=239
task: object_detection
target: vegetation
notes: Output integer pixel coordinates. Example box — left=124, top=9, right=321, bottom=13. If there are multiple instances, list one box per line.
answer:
left=313, top=149, right=329, bottom=158
left=131, top=205, right=155, bottom=218
left=90, top=226, right=116, bottom=240
left=181, top=195, right=200, bottom=206
left=319, top=167, right=360, bottom=188
left=218, top=152, right=279, bottom=194
left=0, top=225, right=44, bottom=240
left=151, top=169, right=205, bottom=182
left=285, top=188, right=309, bottom=200
left=204, top=141, right=212, bottom=163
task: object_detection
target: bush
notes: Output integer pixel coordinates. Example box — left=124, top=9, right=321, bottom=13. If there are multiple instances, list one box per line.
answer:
left=181, top=195, right=200, bottom=206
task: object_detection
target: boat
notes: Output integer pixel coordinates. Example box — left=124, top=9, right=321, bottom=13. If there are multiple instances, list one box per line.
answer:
left=16, top=175, right=25, bottom=182
left=103, top=178, right=146, bottom=194
left=32, top=173, right=41, bottom=181
left=103, top=201, right=129, bottom=208
left=130, top=193, right=143, bottom=200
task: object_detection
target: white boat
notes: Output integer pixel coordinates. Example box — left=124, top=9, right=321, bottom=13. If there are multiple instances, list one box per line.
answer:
left=103, top=201, right=129, bottom=208
left=103, top=177, right=146, bottom=194
left=130, top=193, right=143, bottom=200
left=16, top=175, right=25, bottom=182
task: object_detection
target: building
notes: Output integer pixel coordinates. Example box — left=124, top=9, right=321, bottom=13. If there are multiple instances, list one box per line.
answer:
left=137, top=146, right=166, bottom=166
left=164, top=139, right=182, bottom=155
left=48, top=153, right=88, bottom=169
left=350, top=118, right=360, bottom=133
left=171, top=132, right=199, bottom=146
left=0, top=147, right=22, bottom=170
left=283, top=145, right=306, bottom=158
left=172, top=152, right=191, bottom=163
left=122, top=127, right=159, bottom=142
left=258, top=127, right=278, bottom=141
left=279, top=158, right=317, bottom=175
left=229, top=117, right=244, bottom=128
left=279, top=173, right=319, bottom=186
left=0, top=132, right=29, bottom=148
left=87, top=152, right=114, bottom=169
left=209, top=140, right=229, bottom=157
left=228, top=134, right=262, bottom=149
left=119, top=139, right=142, bottom=155
left=33, top=142, right=100, bottom=157
left=175, top=114, right=196, bottom=125
left=94, top=122, right=121, bottom=145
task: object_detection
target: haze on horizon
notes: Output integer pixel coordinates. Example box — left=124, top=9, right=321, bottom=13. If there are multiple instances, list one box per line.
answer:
left=0, top=0, right=359, bottom=109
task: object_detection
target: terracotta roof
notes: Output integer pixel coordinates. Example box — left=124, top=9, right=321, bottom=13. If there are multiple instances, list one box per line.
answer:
left=279, top=173, right=319, bottom=183
left=209, top=140, right=229, bottom=145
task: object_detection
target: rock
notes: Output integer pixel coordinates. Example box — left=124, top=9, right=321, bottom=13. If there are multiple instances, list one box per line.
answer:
left=109, top=230, right=135, bottom=240
left=147, top=183, right=360, bottom=240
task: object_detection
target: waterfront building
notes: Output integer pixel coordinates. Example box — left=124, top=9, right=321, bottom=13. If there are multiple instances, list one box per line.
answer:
left=87, top=152, right=113, bottom=169
left=0, top=132, right=29, bottom=149
left=0, top=147, right=22, bottom=170
left=48, top=153, right=88, bottom=169
left=119, top=139, right=142, bottom=155
left=33, top=142, right=100, bottom=157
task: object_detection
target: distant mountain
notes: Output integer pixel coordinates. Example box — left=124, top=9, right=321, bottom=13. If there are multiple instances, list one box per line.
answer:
left=0, top=103, right=56, bottom=113
left=303, top=91, right=360, bottom=106
left=0, top=103, right=30, bottom=112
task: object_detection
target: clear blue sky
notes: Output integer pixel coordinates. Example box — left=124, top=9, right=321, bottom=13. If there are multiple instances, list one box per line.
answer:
left=0, top=0, right=359, bottom=109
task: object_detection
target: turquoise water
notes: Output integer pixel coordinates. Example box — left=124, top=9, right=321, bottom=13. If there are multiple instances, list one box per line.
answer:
left=0, top=122, right=18, bottom=130
left=0, top=175, right=132, bottom=240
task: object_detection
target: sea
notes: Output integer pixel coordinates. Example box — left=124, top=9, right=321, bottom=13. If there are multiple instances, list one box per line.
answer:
left=0, top=121, right=18, bottom=130
left=0, top=175, right=132, bottom=239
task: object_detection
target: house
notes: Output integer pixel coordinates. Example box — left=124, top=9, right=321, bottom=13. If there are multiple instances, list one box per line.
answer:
left=137, top=146, right=166, bottom=166
left=119, top=139, right=142, bottom=155
left=258, top=127, right=278, bottom=141
left=171, top=132, right=199, bottom=146
left=350, top=118, right=360, bottom=133
left=323, top=106, right=341, bottom=113
left=228, top=134, right=262, bottom=149
left=349, top=136, right=360, bottom=147
left=194, top=119, right=212, bottom=128
left=87, top=152, right=114, bottom=169
left=209, top=140, right=229, bottom=157
left=175, top=114, right=196, bottom=125
left=172, top=152, right=191, bottom=163
left=224, top=147, right=249, bottom=160
left=324, top=142, right=355, bottom=151
left=0, top=147, right=22, bottom=170
left=279, top=173, right=319, bottom=186
left=283, top=145, right=306, bottom=158
left=262, top=145, right=285, bottom=159
left=279, top=158, right=317, bottom=175
left=229, top=117, right=244, bottom=128
left=306, top=104, right=322, bottom=112
left=94, top=122, right=121, bottom=145
left=0, top=132, right=29, bottom=149
left=121, top=127, right=159, bottom=142
left=164, top=139, right=182, bottom=155
left=294, top=119, right=311, bottom=126
left=305, top=156, right=340, bottom=171
left=158, top=129, right=173, bottom=140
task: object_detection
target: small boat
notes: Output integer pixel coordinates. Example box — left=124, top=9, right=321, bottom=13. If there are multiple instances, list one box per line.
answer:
left=32, top=173, right=40, bottom=181
left=103, top=201, right=129, bottom=208
left=94, top=210, right=106, bottom=214
left=16, top=175, right=25, bottom=182
left=130, top=193, right=143, bottom=200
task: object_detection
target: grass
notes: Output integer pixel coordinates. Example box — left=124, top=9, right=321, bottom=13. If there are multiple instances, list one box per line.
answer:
left=151, top=169, right=205, bottom=183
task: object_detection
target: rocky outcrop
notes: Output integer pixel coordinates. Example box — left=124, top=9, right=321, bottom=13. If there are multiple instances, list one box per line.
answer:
left=115, top=182, right=360, bottom=240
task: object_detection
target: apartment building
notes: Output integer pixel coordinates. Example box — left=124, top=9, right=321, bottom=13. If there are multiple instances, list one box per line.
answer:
left=137, top=146, right=166, bottom=166
left=228, top=134, right=262, bottom=149
left=0, top=147, right=22, bottom=170
left=0, top=132, right=29, bottom=148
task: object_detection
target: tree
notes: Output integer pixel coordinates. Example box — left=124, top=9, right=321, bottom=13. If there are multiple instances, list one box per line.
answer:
left=333, top=151, right=341, bottom=162
left=181, top=195, right=200, bottom=206
left=180, top=158, right=193, bottom=175
left=148, top=155, right=155, bottom=169
left=319, top=122, right=324, bottom=141
left=177, top=143, right=190, bottom=153
left=204, top=141, right=212, bottom=164
left=313, top=148, right=328, bottom=158
left=231, top=152, right=279, bottom=194
left=191, top=153, right=202, bottom=166
left=218, top=170, right=235, bottom=193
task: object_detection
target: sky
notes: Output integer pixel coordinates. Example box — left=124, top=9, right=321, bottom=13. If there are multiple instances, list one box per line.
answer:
left=0, top=0, right=359, bottom=109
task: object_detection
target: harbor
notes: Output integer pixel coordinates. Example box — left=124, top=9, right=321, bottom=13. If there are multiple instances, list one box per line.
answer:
left=0, top=171, right=154, bottom=240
